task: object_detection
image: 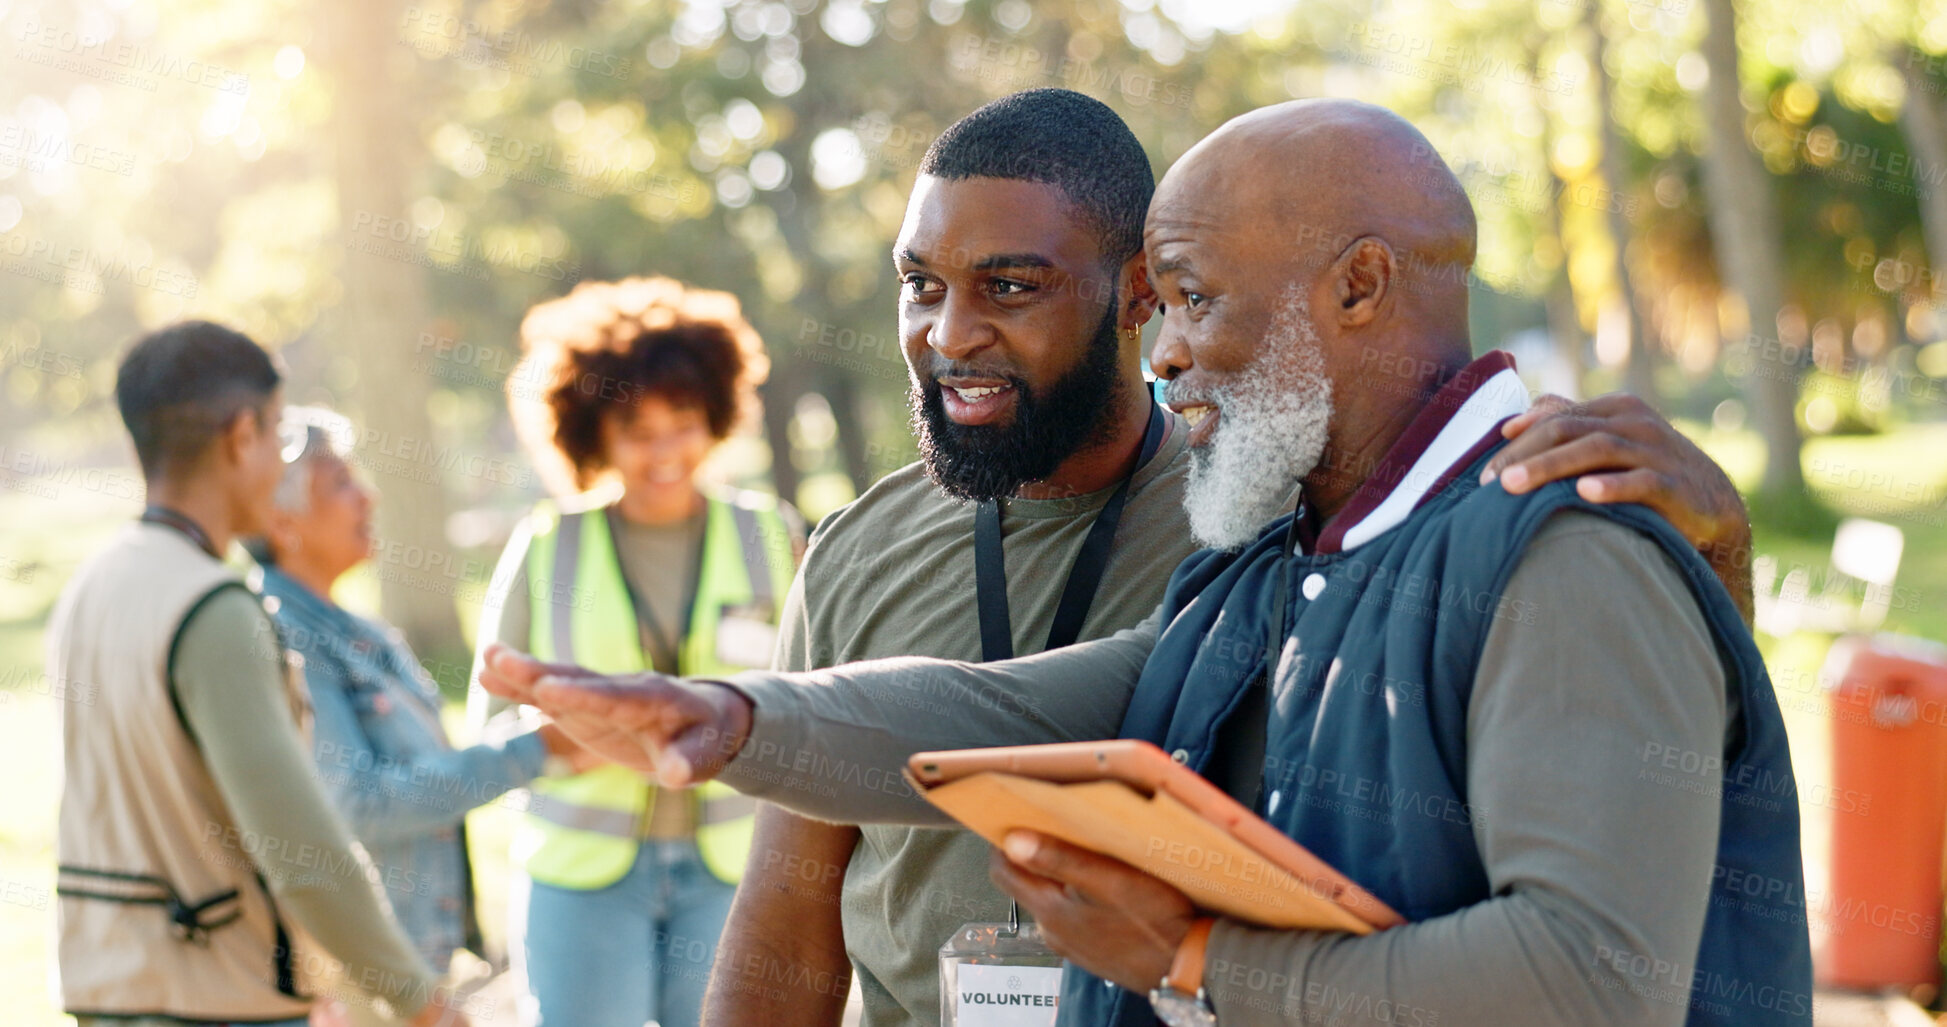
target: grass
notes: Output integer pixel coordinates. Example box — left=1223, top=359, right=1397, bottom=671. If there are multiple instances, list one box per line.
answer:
left=2, top=422, right=1944, bottom=1024
left=1689, top=420, right=1947, bottom=645
left=1689, top=419, right=1947, bottom=967
left=0, top=484, right=126, bottom=1027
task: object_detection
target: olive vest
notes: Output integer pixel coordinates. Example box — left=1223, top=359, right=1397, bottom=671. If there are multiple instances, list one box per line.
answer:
left=518, top=488, right=794, bottom=889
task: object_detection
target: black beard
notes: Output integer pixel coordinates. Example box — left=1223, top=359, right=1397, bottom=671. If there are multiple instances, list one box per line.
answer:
left=910, top=298, right=1124, bottom=503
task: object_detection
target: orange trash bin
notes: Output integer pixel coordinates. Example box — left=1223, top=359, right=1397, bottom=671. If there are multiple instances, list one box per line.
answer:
left=1816, top=633, right=1947, bottom=994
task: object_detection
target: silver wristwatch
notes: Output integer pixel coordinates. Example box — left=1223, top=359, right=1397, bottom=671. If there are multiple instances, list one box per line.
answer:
left=1148, top=981, right=1217, bottom=1026
left=1148, top=917, right=1217, bottom=1026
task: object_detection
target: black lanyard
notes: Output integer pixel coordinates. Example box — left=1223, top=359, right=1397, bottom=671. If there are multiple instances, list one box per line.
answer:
left=972, top=401, right=1166, bottom=663
left=140, top=505, right=220, bottom=559
left=605, top=505, right=705, bottom=674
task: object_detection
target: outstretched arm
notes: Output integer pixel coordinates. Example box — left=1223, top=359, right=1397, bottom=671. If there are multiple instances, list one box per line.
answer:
left=305, top=663, right=547, bottom=845
left=475, top=609, right=1162, bottom=824
left=175, top=588, right=455, bottom=1023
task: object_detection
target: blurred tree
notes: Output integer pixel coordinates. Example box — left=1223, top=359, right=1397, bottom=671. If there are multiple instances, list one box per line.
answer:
left=1700, top=0, right=1805, bottom=500
left=320, top=0, right=464, bottom=654
left=1901, top=46, right=1947, bottom=342
left=15, top=0, right=1947, bottom=608
left=1586, top=0, right=1660, bottom=405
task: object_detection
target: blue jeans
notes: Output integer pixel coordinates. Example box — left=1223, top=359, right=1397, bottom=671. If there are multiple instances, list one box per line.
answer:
left=511, top=839, right=736, bottom=1027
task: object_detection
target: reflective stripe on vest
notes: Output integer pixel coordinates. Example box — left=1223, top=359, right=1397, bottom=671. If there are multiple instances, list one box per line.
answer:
left=525, top=794, right=642, bottom=838
left=520, top=491, right=790, bottom=889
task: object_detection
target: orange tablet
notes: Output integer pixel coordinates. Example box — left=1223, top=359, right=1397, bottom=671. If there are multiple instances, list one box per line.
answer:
left=908, top=739, right=1404, bottom=934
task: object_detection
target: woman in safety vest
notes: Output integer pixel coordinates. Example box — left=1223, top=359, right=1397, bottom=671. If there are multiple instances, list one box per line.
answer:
left=469, top=276, right=802, bottom=1027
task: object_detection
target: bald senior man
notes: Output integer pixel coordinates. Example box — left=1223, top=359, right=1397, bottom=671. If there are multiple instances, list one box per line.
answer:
left=712, top=89, right=1760, bottom=1027
left=484, top=100, right=1810, bottom=1027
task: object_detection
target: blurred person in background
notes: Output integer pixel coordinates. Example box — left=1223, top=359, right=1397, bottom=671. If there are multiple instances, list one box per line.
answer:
left=243, top=405, right=597, bottom=1026
left=49, top=320, right=468, bottom=1027
left=467, top=276, right=804, bottom=1027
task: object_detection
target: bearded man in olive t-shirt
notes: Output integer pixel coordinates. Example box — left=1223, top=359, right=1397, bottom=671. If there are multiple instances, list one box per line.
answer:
left=701, top=88, right=1759, bottom=1027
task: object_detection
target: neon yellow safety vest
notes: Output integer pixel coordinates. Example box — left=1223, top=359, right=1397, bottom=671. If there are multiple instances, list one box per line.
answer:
left=518, top=488, right=795, bottom=889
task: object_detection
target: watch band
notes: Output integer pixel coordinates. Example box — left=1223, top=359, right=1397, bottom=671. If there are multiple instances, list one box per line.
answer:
left=1166, top=917, right=1217, bottom=994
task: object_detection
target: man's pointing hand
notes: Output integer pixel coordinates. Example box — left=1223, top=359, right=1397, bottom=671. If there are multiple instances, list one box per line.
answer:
left=479, top=643, right=753, bottom=788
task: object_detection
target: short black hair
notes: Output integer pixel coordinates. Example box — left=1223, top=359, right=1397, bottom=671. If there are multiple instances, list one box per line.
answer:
left=115, top=320, right=281, bottom=479
left=919, top=88, right=1153, bottom=265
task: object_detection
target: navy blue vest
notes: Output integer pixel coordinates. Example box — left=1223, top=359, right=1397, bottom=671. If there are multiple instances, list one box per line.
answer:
left=1059, top=447, right=1812, bottom=1026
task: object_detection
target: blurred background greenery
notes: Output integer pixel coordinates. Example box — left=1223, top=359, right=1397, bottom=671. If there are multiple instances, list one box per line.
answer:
left=3, top=0, right=1947, bottom=1021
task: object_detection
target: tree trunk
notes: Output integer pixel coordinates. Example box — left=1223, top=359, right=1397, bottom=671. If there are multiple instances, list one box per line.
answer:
left=760, top=369, right=804, bottom=509
left=756, top=31, right=850, bottom=512
left=1900, top=49, right=1947, bottom=341
left=1587, top=1, right=1662, bottom=405
left=1526, top=16, right=1586, bottom=396
left=320, top=0, right=464, bottom=656
left=822, top=372, right=874, bottom=496
left=1699, top=0, right=1805, bottom=500
left=1544, top=268, right=1588, bottom=395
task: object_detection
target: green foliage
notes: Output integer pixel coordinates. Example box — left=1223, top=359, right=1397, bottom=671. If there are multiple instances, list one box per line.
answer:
left=3, top=0, right=1943, bottom=490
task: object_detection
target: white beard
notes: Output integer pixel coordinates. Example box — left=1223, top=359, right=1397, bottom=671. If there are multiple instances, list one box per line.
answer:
left=1181, top=291, right=1334, bottom=551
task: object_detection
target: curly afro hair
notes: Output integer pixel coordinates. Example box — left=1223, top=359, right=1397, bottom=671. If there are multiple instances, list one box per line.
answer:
left=509, top=276, right=770, bottom=495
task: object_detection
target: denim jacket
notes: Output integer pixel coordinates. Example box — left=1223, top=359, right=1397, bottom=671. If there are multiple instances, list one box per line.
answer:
left=257, top=563, right=548, bottom=969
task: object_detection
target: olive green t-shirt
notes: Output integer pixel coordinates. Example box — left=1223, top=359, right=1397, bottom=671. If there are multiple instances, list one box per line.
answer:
left=776, top=417, right=1197, bottom=1027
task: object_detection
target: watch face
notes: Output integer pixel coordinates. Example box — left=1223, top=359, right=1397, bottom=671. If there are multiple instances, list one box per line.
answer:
left=1148, top=986, right=1217, bottom=1027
